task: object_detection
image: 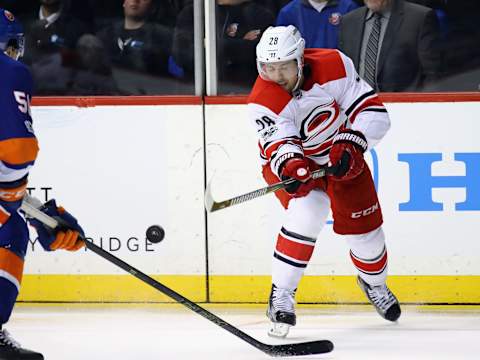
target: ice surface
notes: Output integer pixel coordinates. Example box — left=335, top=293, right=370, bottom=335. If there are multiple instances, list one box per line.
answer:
left=7, top=304, right=480, bottom=360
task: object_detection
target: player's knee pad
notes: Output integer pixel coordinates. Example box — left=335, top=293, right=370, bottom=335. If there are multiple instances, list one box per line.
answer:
left=284, top=190, right=330, bottom=239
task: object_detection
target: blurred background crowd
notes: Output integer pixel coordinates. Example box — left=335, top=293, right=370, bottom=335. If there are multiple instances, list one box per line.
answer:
left=0, top=0, right=478, bottom=95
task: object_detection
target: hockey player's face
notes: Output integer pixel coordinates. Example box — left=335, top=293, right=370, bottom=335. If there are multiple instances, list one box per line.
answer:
left=123, top=0, right=153, bottom=19
left=263, top=60, right=298, bottom=93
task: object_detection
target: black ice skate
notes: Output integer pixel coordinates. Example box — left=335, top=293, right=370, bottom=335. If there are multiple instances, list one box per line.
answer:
left=266, top=284, right=296, bottom=338
left=357, top=276, right=401, bottom=322
left=0, top=328, right=44, bottom=360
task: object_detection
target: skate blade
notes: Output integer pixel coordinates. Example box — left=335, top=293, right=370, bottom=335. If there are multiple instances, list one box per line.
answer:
left=268, top=322, right=291, bottom=338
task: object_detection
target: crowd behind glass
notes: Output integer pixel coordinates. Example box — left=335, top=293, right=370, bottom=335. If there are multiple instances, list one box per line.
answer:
left=1, top=0, right=478, bottom=95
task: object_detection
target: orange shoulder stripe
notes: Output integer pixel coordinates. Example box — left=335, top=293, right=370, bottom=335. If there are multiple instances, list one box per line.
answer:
left=0, top=248, right=24, bottom=286
left=248, top=77, right=292, bottom=115
left=0, top=138, right=39, bottom=165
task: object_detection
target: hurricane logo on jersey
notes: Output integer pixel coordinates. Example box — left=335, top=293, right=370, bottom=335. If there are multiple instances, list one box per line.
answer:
left=299, top=100, right=340, bottom=142
left=299, top=100, right=342, bottom=158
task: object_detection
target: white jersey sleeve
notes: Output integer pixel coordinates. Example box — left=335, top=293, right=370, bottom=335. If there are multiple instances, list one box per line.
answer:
left=323, top=51, right=391, bottom=149
left=247, top=79, right=303, bottom=177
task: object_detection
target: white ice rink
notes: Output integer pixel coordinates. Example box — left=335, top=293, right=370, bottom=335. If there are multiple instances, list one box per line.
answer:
left=8, top=304, right=480, bottom=360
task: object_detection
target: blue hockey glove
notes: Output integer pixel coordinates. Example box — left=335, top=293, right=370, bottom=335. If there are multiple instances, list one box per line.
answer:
left=27, top=199, right=85, bottom=251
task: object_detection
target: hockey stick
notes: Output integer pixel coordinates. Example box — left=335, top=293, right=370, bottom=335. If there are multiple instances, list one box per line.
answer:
left=205, top=165, right=337, bottom=212
left=20, top=195, right=333, bottom=357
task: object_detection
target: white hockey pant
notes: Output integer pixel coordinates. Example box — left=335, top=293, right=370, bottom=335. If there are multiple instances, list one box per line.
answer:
left=272, top=190, right=388, bottom=291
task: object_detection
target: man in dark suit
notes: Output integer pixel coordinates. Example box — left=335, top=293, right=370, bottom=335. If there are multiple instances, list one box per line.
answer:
left=338, top=0, right=442, bottom=92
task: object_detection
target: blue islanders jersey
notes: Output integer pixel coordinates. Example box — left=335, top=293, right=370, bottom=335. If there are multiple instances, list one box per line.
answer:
left=0, top=51, right=39, bottom=186
left=0, top=51, right=39, bottom=263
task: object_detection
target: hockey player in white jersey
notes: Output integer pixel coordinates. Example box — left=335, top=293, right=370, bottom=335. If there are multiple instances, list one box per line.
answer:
left=248, top=25, right=401, bottom=338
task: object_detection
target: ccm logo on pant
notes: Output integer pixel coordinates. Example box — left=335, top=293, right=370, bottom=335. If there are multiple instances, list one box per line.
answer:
left=351, top=203, right=379, bottom=218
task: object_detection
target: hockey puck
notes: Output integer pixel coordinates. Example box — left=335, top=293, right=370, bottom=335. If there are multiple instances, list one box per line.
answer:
left=146, top=225, right=165, bottom=243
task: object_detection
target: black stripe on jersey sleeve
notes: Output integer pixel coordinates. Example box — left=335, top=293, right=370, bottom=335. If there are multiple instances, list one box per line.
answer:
left=360, top=108, right=388, bottom=113
left=263, top=136, right=301, bottom=151
left=345, top=90, right=376, bottom=117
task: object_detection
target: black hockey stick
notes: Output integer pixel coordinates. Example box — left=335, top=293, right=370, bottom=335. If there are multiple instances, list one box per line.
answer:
left=205, top=164, right=339, bottom=212
left=20, top=195, right=334, bottom=357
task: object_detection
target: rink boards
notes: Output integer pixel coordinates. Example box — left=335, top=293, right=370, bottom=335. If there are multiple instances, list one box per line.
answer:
left=18, top=95, right=480, bottom=304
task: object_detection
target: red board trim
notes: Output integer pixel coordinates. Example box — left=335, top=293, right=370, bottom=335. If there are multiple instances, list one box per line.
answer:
left=204, top=93, right=480, bottom=104
left=31, top=96, right=202, bottom=107
left=30, top=93, right=480, bottom=107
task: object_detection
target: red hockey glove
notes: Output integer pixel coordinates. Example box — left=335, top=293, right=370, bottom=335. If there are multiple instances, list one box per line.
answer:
left=280, top=155, right=316, bottom=197
left=329, top=130, right=368, bottom=181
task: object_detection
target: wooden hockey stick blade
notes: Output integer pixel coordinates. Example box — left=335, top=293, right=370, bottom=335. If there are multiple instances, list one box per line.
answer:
left=20, top=195, right=334, bottom=357
left=205, top=167, right=329, bottom=212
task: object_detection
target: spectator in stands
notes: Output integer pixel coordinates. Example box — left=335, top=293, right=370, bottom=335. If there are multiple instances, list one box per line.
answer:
left=23, top=0, right=90, bottom=57
left=255, top=0, right=291, bottom=15
left=168, top=0, right=192, bottom=16
left=97, top=0, right=173, bottom=77
left=21, top=0, right=90, bottom=94
left=338, top=0, right=442, bottom=92
left=171, top=0, right=274, bottom=93
left=276, top=0, right=360, bottom=49
left=68, top=34, right=121, bottom=95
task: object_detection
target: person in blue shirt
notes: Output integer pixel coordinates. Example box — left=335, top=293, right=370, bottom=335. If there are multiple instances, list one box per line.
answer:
left=276, top=0, right=359, bottom=48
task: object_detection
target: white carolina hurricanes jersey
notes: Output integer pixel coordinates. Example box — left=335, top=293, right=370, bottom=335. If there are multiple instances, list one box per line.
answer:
left=247, top=49, right=391, bottom=177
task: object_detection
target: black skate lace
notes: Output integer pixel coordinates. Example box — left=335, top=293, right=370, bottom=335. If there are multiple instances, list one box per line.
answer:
left=367, top=285, right=396, bottom=311
left=0, top=329, right=21, bottom=349
left=272, top=288, right=295, bottom=313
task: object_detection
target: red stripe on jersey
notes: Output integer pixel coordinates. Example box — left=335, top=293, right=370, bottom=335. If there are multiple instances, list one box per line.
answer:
left=349, top=96, right=385, bottom=124
left=303, top=139, right=334, bottom=156
left=264, top=139, right=289, bottom=159
left=276, top=234, right=315, bottom=262
left=263, top=138, right=302, bottom=160
left=258, top=141, right=267, bottom=159
left=350, top=250, right=388, bottom=274
left=303, top=49, right=347, bottom=90
left=248, top=77, right=292, bottom=115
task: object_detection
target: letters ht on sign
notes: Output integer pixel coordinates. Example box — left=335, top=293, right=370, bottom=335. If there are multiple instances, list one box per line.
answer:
left=398, top=153, right=480, bottom=211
